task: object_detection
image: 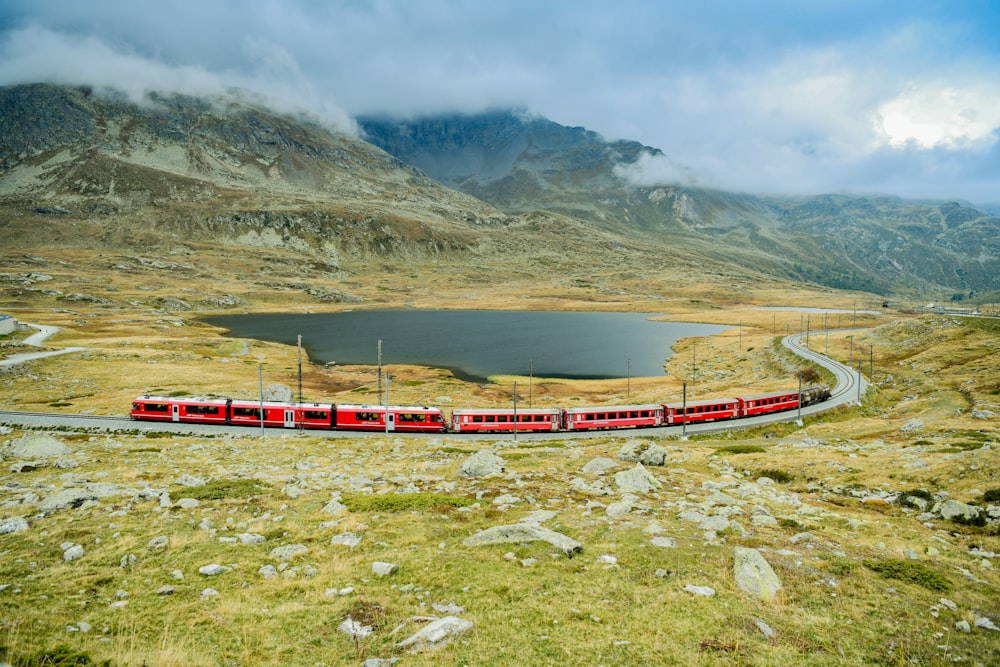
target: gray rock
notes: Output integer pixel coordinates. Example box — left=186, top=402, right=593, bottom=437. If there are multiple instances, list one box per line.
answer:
left=938, top=499, right=981, bottom=523
left=198, top=564, right=231, bottom=576
left=699, top=516, right=731, bottom=532
left=237, top=533, right=266, bottom=545
left=5, top=434, right=72, bottom=459
left=322, top=498, right=347, bottom=515
left=269, top=544, right=308, bottom=560
left=175, top=474, right=206, bottom=487
left=457, top=450, right=505, bottom=478
left=733, top=547, right=782, bottom=601
left=650, top=536, right=678, bottom=548
left=613, top=464, right=661, bottom=493
left=617, top=440, right=667, bottom=466
left=263, top=383, right=293, bottom=402
left=0, top=517, right=29, bottom=534
left=754, top=617, right=776, bottom=639
left=581, top=457, right=618, bottom=474
left=683, top=584, right=716, bottom=597
left=63, top=544, right=85, bottom=562
left=147, top=536, right=169, bottom=550
left=38, top=488, right=97, bottom=512
left=463, top=523, right=583, bottom=557
left=330, top=532, right=362, bottom=549
left=372, top=561, right=398, bottom=576
left=259, top=564, right=278, bottom=579
left=396, top=616, right=473, bottom=652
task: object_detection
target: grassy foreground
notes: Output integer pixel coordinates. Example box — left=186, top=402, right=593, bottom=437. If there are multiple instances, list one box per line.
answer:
left=0, top=271, right=998, bottom=665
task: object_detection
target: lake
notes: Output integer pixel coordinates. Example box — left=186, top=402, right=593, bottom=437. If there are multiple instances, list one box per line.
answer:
left=202, top=310, right=729, bottom=383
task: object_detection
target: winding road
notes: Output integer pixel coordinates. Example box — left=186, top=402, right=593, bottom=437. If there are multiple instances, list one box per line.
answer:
left=0, top=326, right=868, bottom=439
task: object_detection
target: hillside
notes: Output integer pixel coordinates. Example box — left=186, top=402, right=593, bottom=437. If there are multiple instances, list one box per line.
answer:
left=360, top=111, right=1000, bottom=299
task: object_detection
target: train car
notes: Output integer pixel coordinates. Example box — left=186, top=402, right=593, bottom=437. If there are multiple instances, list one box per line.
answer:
left=228, top=400, right=336, bottom=429
left=131, top=395, right=229, bottom=424
left=800, top=384, right=831, bottom=406
left=335, top=404, right=447, bottom=433
left=738, top=390, right=800, bottom=418
left=450, top=407, right=563, bottom=433
left=663, top=397, right=740, bottom=425
left=563, top=404, right=664, bottom=431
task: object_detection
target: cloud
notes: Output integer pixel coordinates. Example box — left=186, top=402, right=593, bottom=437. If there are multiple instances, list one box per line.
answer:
left=0, top=0, right=997, bottom=204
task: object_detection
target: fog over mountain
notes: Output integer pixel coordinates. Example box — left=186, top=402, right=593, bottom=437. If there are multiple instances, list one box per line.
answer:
left=2, top=1, right=999, bottom=205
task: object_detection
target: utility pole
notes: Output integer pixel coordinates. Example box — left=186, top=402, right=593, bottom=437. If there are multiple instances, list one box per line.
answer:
left=681, top=381, right=687, bottom=439
left=805, top=314, right=810, bottom=348
left=848, top=335, right=853, bottom=367
left=297, top=334, right=303, bottom=405
left=258, top=365, right=265, bottom=436
left=513, top=381, right=518, bottom=443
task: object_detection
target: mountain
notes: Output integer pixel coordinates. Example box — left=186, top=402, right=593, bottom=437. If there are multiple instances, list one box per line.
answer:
left=1, top=84, right=995, bottom=307
left=360, top=111, right=1000, bottom=298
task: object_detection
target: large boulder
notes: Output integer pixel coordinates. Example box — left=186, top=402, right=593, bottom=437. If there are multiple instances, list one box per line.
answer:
left=733, top=547, right=782, bottom=601
left=4, top=434, right=72, bottom=459
left=463, top=523, right=583, bottom=557
left=457, top=450, right=505, bottom=478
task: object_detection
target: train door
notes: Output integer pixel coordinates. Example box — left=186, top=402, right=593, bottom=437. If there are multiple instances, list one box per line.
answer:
left=284, top=409, right=296, bottom=429
left=386, top=411, right=395, bottom=432
left=171, top=404, right=180, bottom=422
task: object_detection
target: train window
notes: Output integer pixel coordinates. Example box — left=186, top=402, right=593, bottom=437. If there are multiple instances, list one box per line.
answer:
left=355, top=412, right=379, bottom=421
left=186, top=405, right=220, bottom=415
left=142, top=403, right=170, bottom=413
left=486, top=416, right=495, bottom=423
left=233, top=407, right=261, bottom=418
left=473, top=415, right=483, bottom=423
left=304, top=410, right=328, bottom=420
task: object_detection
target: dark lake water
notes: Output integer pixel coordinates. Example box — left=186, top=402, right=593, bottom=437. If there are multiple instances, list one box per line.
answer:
left=202, top=310, right=729, bottom=382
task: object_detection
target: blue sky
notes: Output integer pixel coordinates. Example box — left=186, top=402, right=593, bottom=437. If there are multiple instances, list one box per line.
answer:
left=2, top=0, right=1000, bottom=204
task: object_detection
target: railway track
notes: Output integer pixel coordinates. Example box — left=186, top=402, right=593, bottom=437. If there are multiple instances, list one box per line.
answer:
left=0, top=331, right=868, bottom=439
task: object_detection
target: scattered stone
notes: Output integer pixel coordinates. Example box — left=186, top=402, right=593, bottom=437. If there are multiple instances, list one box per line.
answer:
left=269, top=544, right=308, bottom=560
left=339, top=618, right=374, bottom=640
left=175, top=498, right=200, bottom=509
left=650, top=536, right=678, bottom=548
left=4, top=434, right=72, bottom=458
left=613, top=464, right=661, bottom=493
left=372, top=561, right=399, bottom=577
left=148, top=536, right=169, bottom=550
left=237, top=533, right=266, bottom=545
left=199, top=564, right=231, bottom=576
left=63, top=544, right=85, bottom=562
left=733, top=547, right=782, bottom=601
left=956, top=620, right=972, bottom=633
left=201, top=588, right=219, bottom=598
left=396, top=616, right=474, bottom=652
left=330, top=532, right=362, bottom=549
left=322, top=498, right=347, bottom=515
left=262, top=383, right=293, bottom=402
left=581, top=457, right=618, bottom=475
left=938, top=499, right=981, bottom=523
left=463, top=523, right=583, bottom=557
left=0, top=517, right=29, bottom=534
left=975, top=616, right=999, bottom=631
left=597, top=554, right=618, bottom=565
left=683, top=584, right=716, bottom=597
left=156, top=585, right=176, bottom=595
left=457, top=450, right=505, bottom=478
left=900, top=419, right=924, bottom=433
left=38, top=488, right=98, bottom=513
left=259, top=565, right=278, bottom=579
left=175, top=474, right=206, bottom=487
left=754, top=617, right=776, bottom=639
left=519, top=510, right=559, bottom=525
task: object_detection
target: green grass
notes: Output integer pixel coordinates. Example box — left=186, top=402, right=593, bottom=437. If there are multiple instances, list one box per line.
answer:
left=172, top=478, right=270, bottom=501
left=862, top=558, right=952, bottom=592
left=713, top=444, right=766, bottom=455
left=340, top=492, right=476, bottom=512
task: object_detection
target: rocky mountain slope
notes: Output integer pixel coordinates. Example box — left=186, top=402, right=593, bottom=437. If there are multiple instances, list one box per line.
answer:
left=360, top=111, right=1000, bottom=298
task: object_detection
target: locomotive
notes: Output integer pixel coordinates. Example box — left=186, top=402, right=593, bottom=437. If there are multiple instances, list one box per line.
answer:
left=131, top=384, right=831, bottom=434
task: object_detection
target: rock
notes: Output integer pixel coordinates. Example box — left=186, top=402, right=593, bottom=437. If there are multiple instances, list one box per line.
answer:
left=699, top=516, right=731, bottom=532
left=683, top=584, right=716, bottom=597
left=975, top=616, right=999, bottom=631
left=900, top=419, right=924, bottom=433
left=175, top=474, right=206, bottom=487
left=63, top=544, right=85, bottom=562
left=733, top=547, right=782, bottom=601
left=956, top=620, right=972, bottom=633
left=617, top=440, right=667, bottom=466
left=754, top=617, right=776, bottom=639
left=396, top=616, right=474, bottom=652
left=322, top=498, right=347, bottom=515
left=938, top=499, right=981, bottom=523
left=269, top=544, right=308, bottom=560
left=263, top=383, right=293, bottom=402
left=606, top=494, right=639, bottom=518
left=581, top=457, right=618, bottom=474
left=650, top=536, right=678, bottom=548
left=339, top=618, right=373, bottom=640
left=463, top=523, right=583, bottom=557
left=156, top=585, right=176, bottom=595
left=457, top=450, right=505, bottom=478
left=613, top=464, right=661, bottom=493
left=38, top=488, right=97, bottom=512
left=148, top=536, right=169, bottom=550
left=199, top=564, right=231, bottom=576
left=330, top=532, right=362, bottom=549
left=4, top=434, right=72, bottom=458
left=372, top=562, right=398, bottom=576
left=259, top=564, right=278, bottom=579
left=0, top=517, right=29, bottom=534
left=237, top=533, right=266, bottom=545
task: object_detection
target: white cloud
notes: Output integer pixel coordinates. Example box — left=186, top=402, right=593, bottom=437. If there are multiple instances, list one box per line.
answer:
left=876, top=83, right=1000, bottom=149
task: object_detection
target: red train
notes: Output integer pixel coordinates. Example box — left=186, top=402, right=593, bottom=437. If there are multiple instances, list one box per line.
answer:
left=131, top=385, right=830, bottom=434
